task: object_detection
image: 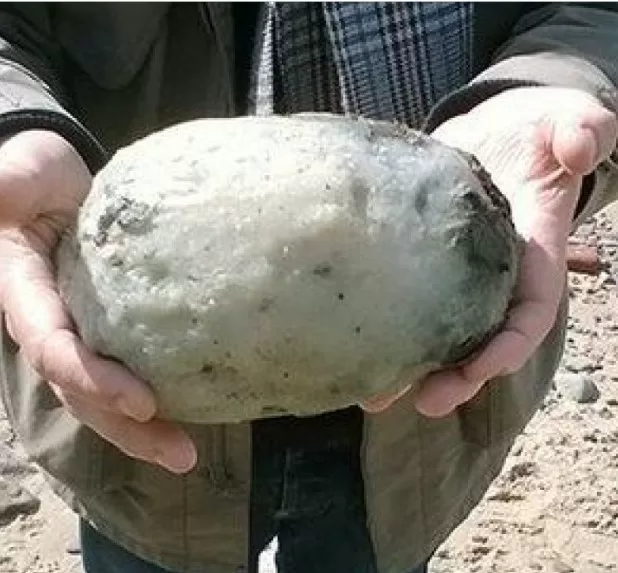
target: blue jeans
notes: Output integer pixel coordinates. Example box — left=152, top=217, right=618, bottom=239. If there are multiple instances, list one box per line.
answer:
left=81, top=521, right=429, bottom=573
left=81, top=408, right=430, bottom=573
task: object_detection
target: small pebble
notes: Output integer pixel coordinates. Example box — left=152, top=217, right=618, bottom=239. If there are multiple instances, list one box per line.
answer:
left=564, top=355, right=597, bottom=373
left=552, top=559, right=575, bottom=573
left=594, top=271, right=614, bottom=289
left=65, top=538, right=81, bottom=555
left=554, top=372, right=600, bottom=403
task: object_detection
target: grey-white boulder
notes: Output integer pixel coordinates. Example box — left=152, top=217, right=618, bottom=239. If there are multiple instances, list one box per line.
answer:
left=56, top=114, right=520, bottom=423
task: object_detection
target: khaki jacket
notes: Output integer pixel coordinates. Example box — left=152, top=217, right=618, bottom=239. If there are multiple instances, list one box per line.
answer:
left=0, top=4, right=617, bottom=572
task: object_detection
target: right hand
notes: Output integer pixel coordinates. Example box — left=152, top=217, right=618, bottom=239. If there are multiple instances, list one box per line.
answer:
left=0, top=130, right=197, bottom=473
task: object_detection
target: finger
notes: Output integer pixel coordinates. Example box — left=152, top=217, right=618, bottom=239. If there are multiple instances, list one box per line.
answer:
left=0, top=131, right=91, bottom=228
left=34, top=329, right=157, bottom=421
left=414, top=300, right=554, bottom=418
left=0, top=168, right=38, bottom=227
left=0, top=145, right=52, bottom=227
left=2, top=244, right=157, bottom=422
left=553, top=103, right=617, bottom=175
left=52, top=385, right=197, bottom=474
left=413, top=369, right=473, bottom=418
left=360, top=384, right=411, bottom=414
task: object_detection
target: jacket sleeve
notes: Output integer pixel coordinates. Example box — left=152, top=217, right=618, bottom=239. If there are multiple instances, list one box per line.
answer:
left=0, top=5, right=106, bottom=172
left=425, top=3, right=618, bottom=223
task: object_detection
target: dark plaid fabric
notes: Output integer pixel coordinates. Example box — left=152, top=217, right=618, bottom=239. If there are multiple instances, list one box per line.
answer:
left=251, top=2, right=474, bottom=127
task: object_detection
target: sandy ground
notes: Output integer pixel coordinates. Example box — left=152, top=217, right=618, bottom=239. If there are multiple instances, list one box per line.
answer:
left=2, top=204, right=618, bottom=573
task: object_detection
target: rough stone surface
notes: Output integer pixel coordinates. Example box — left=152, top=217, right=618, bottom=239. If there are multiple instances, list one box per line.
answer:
left=56, top=114, right=520, bottom=423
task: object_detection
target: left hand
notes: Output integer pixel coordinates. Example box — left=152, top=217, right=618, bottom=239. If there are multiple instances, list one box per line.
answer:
left=363, top=86, right=617, bottom=417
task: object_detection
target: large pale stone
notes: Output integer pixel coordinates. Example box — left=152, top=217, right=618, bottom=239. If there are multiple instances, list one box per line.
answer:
left=56, top=114, right=520, bottom=423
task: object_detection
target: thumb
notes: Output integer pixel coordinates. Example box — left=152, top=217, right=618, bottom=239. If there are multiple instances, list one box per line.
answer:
left=552, top=103, right=617, bottom=175
left=0, top=130, right=91, bottom=229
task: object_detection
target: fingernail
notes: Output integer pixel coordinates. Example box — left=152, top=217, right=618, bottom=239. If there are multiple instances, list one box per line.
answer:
left=157, top=437, right=197, bottom=474
left=118, top=395, right=155, bottom=422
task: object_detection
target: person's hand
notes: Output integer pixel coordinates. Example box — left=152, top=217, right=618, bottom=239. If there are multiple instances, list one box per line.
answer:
left=363, top=86, right=617, bottom=417
left=0, top=130, right=197, bottom=473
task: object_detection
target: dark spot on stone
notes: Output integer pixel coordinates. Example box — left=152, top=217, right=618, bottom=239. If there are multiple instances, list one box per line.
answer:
left=258, top=297, right=275, bottom=312
left=354, top=326, right=362, bottom=334
left=261, top=405, right=288, bottom=416
left=447, top=320, right=502, bottom=365
left=462, top=189, right=484, bottom=211
left=338, top=292, right=345, bottom=300
left=117, top=200, right=156, bottom=235
left=414, top=184, right=429, bottom=215
left=225, top=351, right=232, bottom=359
left=94, top=197, right=131, bottom=246
left=213, top=339, right=219, bottom=345
left=109, top=254, right=124, bottom=267
left=325, top=183, right=331, bottom=191
left=191, top=317, right=199, bottom=325
left=498, top=262, right=510, bottom=273
left=203, top=246, right=211, bottom=252
left=94, top=197, right=156, bottom=246
left=328, top=383, right=342, bottom=395
left=351, top=179, right=369, bottom=219
left=201, top=363, right=214, bottom=373
left=226, top=391, right=239, bottom=400
left=283, top=371, right=289, bottom=379
left=464, top=152, right=513, bottom=220
left=313, top=262, right=333, bottom=277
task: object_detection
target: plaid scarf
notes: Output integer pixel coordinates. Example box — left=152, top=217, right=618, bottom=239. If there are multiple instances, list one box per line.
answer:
left=251, top=2, right=474, bottom=127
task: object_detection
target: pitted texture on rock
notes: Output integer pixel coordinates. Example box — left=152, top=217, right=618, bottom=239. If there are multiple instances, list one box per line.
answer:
left=57, top=114, right=520, bottom=423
